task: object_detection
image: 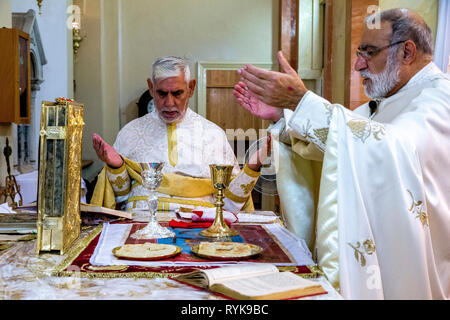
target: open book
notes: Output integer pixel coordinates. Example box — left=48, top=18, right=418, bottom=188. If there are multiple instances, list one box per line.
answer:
left=172, top=263, right=326, bottom=300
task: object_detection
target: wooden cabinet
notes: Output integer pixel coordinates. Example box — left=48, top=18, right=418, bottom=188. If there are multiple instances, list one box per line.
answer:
left=0, top=28, right=31, bottom=124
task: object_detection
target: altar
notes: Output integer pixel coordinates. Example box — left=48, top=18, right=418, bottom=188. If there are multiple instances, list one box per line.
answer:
left=0, top=210, right=342, bottom=300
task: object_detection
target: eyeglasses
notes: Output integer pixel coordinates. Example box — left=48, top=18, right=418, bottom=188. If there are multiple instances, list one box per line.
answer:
left=356, top=40, right=407, bottom=60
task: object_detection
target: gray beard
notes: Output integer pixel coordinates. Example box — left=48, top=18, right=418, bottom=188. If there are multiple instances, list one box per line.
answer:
left=361, top=51, right=400, bottom=99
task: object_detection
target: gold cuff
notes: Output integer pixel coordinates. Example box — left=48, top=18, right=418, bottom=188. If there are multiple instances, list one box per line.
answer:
left=114, top=189, right=130, bottom=197
left=224, top=189, right=249, bottom=204
left=243, top=164, right=262, bottom=178
left=106, top=161, right=126, bottom=174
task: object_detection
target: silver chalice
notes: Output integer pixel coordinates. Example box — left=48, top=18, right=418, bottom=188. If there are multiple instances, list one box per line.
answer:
left=130, top=162, right=175, bottom=239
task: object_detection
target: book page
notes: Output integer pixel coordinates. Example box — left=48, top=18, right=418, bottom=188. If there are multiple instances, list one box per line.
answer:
left=214, top=271, right=323, bottom=299
left=80, top=203, right=132, bottom=219
left=202, top=264, right=278, bottom=286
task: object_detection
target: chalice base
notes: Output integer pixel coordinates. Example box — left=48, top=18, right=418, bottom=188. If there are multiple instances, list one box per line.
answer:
left=199, top=222, right=239, bottom=238
left=130, top=220, right=175, bottom=239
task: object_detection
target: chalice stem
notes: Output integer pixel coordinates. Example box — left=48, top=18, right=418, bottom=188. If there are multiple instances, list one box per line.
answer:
left=214, top=189, right=225, bottom=224
left=148, top=191, right=158, bottom=223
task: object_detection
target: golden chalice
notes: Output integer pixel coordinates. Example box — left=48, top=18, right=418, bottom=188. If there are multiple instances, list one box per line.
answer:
left=199, top=164, right=239, bottom=238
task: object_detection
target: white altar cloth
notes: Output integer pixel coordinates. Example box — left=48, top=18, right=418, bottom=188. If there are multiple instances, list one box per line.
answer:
left=0, top=227, right=342, bottom=300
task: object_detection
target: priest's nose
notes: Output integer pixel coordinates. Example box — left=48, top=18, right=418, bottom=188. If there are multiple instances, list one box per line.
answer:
left=166, top=93, right=175, bottom=107
left=354, top=55, right=368, bottom=72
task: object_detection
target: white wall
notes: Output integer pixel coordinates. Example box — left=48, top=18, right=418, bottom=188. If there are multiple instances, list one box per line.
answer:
left=119, top=0, right=278, bottom=126
left=0, top=0, right=12, bottom=27
left=11, top=0, right=74, bottom=166
left=74, top=0, right=278, bottom=174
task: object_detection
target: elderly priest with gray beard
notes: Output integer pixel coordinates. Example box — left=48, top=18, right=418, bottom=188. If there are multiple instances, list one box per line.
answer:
left=91, top=56, right=269, bottom=214
left=234, top=8, right=450, bottom=300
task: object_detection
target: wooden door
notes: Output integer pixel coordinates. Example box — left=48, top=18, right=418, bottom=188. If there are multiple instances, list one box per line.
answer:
left=205, top=69, right=275, bottom=211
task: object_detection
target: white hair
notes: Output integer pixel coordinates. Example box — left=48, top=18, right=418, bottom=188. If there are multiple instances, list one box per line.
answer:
left=366, top=8, right=433, bottom=56
left=151, top=56, right=191, bottom=84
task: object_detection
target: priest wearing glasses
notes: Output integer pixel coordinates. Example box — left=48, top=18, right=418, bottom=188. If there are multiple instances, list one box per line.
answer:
left=234, top=9, right=449, bottom=299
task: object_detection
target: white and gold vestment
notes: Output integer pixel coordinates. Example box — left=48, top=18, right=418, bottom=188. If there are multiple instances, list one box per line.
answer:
left=271, top=63, right=450, bottom=299
left=91, top=108, right=259, bottom=213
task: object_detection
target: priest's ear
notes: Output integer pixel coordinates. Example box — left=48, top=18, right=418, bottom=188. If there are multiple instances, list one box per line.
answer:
left=147, top=78, right=154, bottom=97
left=188, top=79, right=196, bottom=98
left=401, top=40, right=417, bottom=65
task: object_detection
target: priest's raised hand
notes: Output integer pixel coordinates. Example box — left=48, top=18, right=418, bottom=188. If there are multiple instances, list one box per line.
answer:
left=237, top=51, right=308, bottom=110
left=92, top=133, right=124, bottom=168
left=233, top=82, right=283, bottom=122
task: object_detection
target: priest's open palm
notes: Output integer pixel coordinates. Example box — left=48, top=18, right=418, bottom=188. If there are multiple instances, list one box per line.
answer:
left=92, top=133, right=123, bottom=168
left=237, top=51, right=308, bottom=110
left=233, top=81, right=283, bottom=122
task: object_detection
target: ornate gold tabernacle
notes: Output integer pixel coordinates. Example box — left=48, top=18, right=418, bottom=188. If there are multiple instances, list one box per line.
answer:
left=36, top=98, right=84, bottom=255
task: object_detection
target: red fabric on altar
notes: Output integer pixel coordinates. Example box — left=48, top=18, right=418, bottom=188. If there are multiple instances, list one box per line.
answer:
left=58, top=222, right=316, bottom=278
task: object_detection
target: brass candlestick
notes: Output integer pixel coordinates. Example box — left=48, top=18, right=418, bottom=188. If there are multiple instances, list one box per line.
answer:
left=199, top=164, right=239, bottom=238
left=0, top=138, right=23, bottom=209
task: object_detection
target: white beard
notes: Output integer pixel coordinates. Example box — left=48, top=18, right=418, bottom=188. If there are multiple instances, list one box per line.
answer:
left=361, top=50, right=400, bottom=99
left=156, top=100, right=189, bottom=124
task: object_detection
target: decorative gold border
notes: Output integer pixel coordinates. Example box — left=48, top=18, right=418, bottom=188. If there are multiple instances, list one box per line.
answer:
left=53, top=224, right=181, bottom=279
left=167, top=123, right=178, bottom=167
left=243, top=164, right=262, bottom=178
left=53, top=224, right=325, bottom=280
left=106, top=162, right=126, bottom=174
left=224, top=189, right=248, bottom=204
left=52, top=224, right=103, bottom=277
left=261, top=224, right=298, bottom=264
left=114, top=189, right=130, bottom=197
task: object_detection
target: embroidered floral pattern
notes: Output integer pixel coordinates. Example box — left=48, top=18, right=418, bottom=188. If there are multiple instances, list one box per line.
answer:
left=300, top=119, right=314, bottom=140
left=347, top=119, right=386, bottom=143
left=112, top=176, right=126, bottom=189
left=240, top=181, right=256, bottom=195
left=407, top=189, right=428, bottom=227
left=313, top=128, right=329, bottom=146
left=299, top=119, right=327, bottom=152
left=348, top=239, right=376, bottom=267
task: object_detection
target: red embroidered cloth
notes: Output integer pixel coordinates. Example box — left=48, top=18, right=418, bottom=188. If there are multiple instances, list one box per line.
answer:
left=56, top=222, right=316, bottom=278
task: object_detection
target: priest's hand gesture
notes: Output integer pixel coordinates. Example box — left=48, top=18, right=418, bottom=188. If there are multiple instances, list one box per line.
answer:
left=237, top=51, right=308, bottom=110
left=92, top=133, right=124, bottom=168
left=233, top=82, right=283, bottom=122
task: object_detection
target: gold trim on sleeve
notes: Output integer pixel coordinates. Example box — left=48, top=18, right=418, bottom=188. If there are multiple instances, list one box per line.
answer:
left=313, top=128, right=329, bottom=146
left=106, top=162, right=126, bottom=174
left=243, top=164, right=262, bottom=178
left=114, top=189, right=130, bottom=197
left=224, top=189, right=249, bottom=203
